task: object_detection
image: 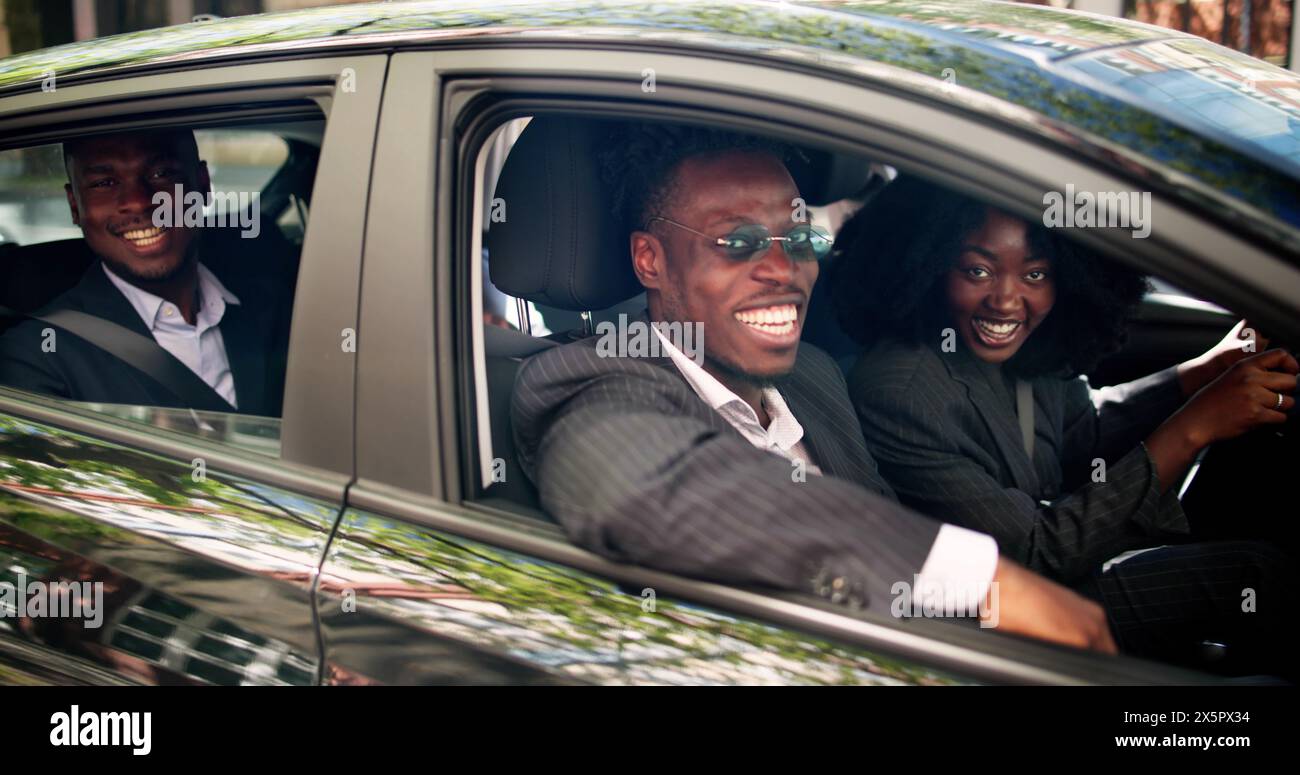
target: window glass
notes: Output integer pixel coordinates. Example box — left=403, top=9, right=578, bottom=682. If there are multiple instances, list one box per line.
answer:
left=0, top=122, right=321, bottom=456
left=197, top=129, right=288, bottom=201
left=0, top=145, right=81, bottom=245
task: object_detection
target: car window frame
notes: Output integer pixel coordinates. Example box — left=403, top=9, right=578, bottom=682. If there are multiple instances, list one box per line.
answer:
left=338, top=47, right=1295, bottom=685
left=0, top=54, right=386, bottom=495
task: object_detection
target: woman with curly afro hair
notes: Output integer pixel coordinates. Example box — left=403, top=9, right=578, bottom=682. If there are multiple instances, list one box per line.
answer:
left=831, top=175, right=1300, bottom=669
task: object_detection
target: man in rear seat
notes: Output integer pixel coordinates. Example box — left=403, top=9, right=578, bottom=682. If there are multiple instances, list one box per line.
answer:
left=511, top=124, right=1118, bottom=654
left=0, top=129, right=289, bottom=416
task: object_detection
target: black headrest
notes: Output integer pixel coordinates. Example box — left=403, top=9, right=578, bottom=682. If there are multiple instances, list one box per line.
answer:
left=487, top=116, right=641, bottom=311
left=788, top=149, right=874, bottom=206
left=0, top=239, right=94, bottom=313
left=0, top=222, right=297, bottom=315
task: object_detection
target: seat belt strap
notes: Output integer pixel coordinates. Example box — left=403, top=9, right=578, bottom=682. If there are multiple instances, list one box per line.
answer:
left=1, top=305, right=232, bottom=412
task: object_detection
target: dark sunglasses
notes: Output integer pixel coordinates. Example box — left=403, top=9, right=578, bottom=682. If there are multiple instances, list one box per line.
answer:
left=648, top=216, right=833, bottom=262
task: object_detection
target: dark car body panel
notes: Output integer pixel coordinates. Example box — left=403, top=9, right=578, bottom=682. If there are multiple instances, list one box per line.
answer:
left=0, top=415, right=329, bottom=685
left=317, top=506, right=974, bottom=685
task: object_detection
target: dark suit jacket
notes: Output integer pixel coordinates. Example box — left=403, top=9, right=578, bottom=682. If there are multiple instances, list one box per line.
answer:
left=512, top=330, right=943, bottom=611
left=0, top=261, right=289, bottom=417
left=850, top=338, right=1190, bottom=584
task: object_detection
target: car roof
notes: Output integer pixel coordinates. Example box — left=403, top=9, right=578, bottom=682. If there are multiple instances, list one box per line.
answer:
left=1, top=0, right=1296, bottom=244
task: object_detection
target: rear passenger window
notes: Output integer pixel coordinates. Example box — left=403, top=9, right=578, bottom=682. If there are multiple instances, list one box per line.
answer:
left=0, top=120, right=323, bottom=456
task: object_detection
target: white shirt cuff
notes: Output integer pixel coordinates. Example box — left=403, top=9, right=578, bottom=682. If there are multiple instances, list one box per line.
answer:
left=913, top=524, right=999, bottom=614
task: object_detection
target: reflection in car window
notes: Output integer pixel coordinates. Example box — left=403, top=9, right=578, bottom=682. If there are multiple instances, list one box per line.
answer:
left=197, top=130, right=288, bottom=204
left=0, top=144, right=79, bottom=245
left=71, top=403, right=281, bottom=456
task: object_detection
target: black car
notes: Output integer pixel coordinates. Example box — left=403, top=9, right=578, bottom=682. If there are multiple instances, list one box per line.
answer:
left=1, top=0, right=1298, bottom=685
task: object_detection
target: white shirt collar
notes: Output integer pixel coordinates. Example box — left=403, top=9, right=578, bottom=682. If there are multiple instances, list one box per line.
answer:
left=651, top=324, right=807, bottom=453
left=102, top=261, right=240, bottom=332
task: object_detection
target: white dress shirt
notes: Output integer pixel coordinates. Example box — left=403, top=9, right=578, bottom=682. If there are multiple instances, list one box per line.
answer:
left=102, top=262, right=240, bottom=409
left=652, top=325, right=997, bottom=611
left=652, top=325, right=823, bottom=475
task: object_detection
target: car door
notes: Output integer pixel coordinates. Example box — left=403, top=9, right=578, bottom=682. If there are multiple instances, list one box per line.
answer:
left=0, top=54, right=383, bottom=684
left=307, top=47, right=1266, bottom=685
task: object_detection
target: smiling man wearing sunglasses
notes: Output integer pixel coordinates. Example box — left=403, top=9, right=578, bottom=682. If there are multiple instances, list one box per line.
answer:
left=639, top=212, right=832, bottom=384
left=512, top=123, right=1116, bottom=655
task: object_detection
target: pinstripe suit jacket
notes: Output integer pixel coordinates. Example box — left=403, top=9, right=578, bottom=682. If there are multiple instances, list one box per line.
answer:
left=512, top=332, right=942, bottom=610
left=850, top=338, right=1191, bottom=584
